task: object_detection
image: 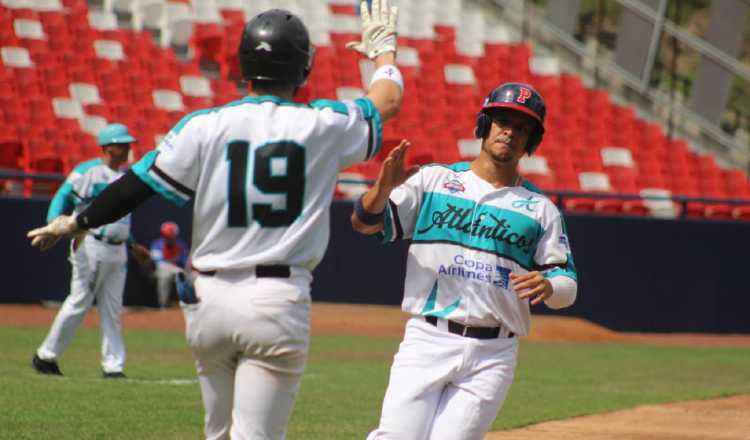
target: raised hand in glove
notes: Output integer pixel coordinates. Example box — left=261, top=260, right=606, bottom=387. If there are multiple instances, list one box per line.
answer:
left=27, top=215, right=85, bottom=251
left=346, top=0, right=398, bottom=59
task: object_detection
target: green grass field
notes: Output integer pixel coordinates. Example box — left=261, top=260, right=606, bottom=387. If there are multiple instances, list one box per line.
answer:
left=2, top=326, right=749, bottom=439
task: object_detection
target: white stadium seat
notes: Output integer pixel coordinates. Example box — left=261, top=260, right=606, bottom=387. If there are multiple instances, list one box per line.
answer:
left=457, top=139, right=481, bottom=158
left=180, top=75, right=213, bottom=98
left=94, top=40, right=126, bottom=61
left=13, top=19, right=46, bottom=40
left=444, top=64, right=477, bottom=85
left=519, top=156, right=551, bottom=175
left=336, top=87, right=364, bottom=101
left=153, top=89, right=185, bottom=111
left=579, top=172, right=612, bottom=192
left=88, top=11, right=119, bottom=31
left=80, top=115, right=109, bottom=137
left=52, top=97, right=84, bottom=119
left=69, top=83, right=103, bottom=105
left=601, top=147, right=635, bottom=168
left=1, top=46, right=33, bottom=68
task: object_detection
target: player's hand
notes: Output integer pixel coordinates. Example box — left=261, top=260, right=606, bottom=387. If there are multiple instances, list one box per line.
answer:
left=27, top=215, right=84, bottom=251
left=511, top=271, right=553, bottom=305
left=346, top=0, right=398, bottom=59
left=376, top=140, right=420, bottom=192
left=129, top=244, right=153, bottom=269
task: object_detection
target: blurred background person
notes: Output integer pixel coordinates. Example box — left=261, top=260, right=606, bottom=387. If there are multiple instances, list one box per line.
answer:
left=149, top=221, right=189, bottom=308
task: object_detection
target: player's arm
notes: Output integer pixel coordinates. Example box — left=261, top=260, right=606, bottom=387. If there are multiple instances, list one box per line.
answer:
left=513, top=213, right=578, bottom=308
left=352, top=140, right=419, bottom=234
left=347, top=0, right=402, bottom=123
left=46, top=180, right=80, bottom=223
left=28, top=171, right=155, bottom=251
left=126, top=233, right=153, bottom=268
left=30, top=115, right=203, bottom=251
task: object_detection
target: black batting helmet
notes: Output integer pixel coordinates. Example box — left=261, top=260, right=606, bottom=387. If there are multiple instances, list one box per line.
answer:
left=474, top=82, right=546, bottom=154
left=238, top=9, right=315, bottom=87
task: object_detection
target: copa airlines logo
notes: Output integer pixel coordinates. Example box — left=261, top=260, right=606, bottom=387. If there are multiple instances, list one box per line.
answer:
left=438, top=255, right=511, bottom=288
left=255, top=41, right=272, bottom=52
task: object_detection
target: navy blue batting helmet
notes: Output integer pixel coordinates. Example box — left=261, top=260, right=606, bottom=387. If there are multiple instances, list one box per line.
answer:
left=474, top=82, right=546, bottom=154
left=238, top=9, right=315, bottom=87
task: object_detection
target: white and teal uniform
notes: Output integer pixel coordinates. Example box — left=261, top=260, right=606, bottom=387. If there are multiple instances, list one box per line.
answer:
left=369, top=162, right=577, bottom=440
left=37, top=159, right=132, bottom=374
left=131, top=95, right=382, bottom=440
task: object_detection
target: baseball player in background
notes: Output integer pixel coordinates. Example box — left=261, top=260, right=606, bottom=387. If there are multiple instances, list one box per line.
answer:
left=352, top=83, right=578, bottom=440
left=149, top=221, right=189, bottom=308
left=28, top=2, right=403, bottom=438
left=31, top=123, right=151, bottom=378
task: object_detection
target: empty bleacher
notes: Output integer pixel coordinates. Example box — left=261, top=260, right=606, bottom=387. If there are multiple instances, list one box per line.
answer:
left=1, top=0, right=748, bottom=220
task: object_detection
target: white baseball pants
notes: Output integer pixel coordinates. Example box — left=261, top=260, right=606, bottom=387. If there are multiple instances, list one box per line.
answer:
left=37, top=236, right=128, bottom=373
left=367, top=316, right=518, bottom=440
left=183, top=269, right=311, bottom=440
left=155, top=261, right=182, bottom=307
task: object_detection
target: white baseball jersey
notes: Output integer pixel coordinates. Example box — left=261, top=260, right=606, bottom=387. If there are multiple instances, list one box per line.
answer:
left=382, top=162, right=577, bottom=336
left=48, top=158, right=132, bottom=245
left=132, top=95, right=382, bottom=271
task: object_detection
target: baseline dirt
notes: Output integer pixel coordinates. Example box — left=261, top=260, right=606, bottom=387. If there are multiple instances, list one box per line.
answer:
left=3, top=302, right=749, bottom=439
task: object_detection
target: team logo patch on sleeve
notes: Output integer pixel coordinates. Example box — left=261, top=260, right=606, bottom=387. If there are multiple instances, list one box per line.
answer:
left=442, top=174, right=465, bottom=193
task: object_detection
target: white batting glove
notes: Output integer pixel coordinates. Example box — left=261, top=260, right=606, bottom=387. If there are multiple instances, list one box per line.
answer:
left=346, top=0, right=398, bottom=59
left=27, top=215, right=83, bottom=251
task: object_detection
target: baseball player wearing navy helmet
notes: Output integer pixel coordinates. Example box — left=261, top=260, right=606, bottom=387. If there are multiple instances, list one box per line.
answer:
left=28, top=2, right=404, bottom=438
left=31, top=123, right=151, bottom=379
left=353, top=83, right=577, bottom=439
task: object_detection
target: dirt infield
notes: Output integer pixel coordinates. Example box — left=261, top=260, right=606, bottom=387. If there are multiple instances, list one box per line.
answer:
left=3, top=302, right=749, bottom=439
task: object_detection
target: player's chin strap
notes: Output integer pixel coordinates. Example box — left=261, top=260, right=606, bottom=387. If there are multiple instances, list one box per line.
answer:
left=369, top=64, right=404, bottom=93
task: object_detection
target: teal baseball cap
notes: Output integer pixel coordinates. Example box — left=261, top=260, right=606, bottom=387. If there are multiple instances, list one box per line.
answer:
left=98, top=123, right=136, bottom=146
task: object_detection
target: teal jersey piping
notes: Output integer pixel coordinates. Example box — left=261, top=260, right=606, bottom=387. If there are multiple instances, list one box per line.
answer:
left=131, top=150, right=188, bottom=207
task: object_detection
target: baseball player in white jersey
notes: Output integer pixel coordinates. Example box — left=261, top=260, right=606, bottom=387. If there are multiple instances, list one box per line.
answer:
left=31, top=123, right=151, bottom=378
left=352, top=83, right=578, bottom=440
left=28, top=2, right=403, bottom=438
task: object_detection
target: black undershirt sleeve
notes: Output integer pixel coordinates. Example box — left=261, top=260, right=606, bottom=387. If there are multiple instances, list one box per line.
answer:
left=76, top=170, right=156, bottom=230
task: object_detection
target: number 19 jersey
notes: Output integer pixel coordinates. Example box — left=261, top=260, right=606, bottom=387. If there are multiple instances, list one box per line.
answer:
left=132, top=95, right=382, bottom=272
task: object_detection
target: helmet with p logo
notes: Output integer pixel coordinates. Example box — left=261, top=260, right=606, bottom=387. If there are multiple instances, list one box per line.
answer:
left=474, top=83, right=546, bottom=154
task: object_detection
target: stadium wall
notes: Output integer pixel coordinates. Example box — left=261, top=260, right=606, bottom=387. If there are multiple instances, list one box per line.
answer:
left=6, top=197, right=749, bottom=333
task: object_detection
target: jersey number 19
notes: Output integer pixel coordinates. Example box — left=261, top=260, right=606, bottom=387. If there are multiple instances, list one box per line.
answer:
left=226, top=140, right=305, bottom=228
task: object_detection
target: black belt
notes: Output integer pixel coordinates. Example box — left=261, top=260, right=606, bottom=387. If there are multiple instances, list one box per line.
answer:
left=197, top=265, right=291, bottom=278
left=92, top=234, right=125, bottom=245
left=425, top=316, right=514, bottom=339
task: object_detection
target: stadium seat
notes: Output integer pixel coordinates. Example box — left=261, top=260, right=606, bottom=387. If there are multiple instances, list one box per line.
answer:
left=0, top=0, right=746, bottom=218
left=732, top=206, right=750, bottom=221
left=622, top=199, right=649, bottom=216
left=563, top=197, right=595, bottom=213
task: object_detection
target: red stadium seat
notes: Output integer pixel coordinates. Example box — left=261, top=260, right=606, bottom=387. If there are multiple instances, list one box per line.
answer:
left=704, top=204, right=732, bottom=220
left=732, top=206, right=750, bottom=221
left=594, top=198, right=623, bottom=214
left=564, top=198, right=595, bottom=213
left=685, top=202, right=706, bottom=219
left=622, top=199, right=649, bottom=216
